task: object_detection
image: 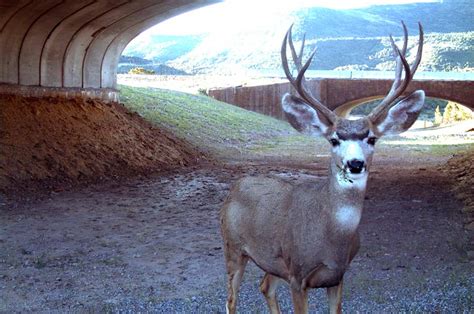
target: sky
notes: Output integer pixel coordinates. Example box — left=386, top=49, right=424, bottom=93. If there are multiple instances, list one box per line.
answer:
left=146, top=0, right=440, bottom=36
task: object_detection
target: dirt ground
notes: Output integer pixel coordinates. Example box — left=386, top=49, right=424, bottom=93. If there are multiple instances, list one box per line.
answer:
left=0, top=153, right=472, bottom=312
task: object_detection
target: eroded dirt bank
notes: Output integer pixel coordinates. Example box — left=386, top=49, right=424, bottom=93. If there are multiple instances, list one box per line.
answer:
left=445, top=149, right=474, bottom=231
left=0, top=95, right=205, bottom=195
left=0, top=155, right=472, bottom=312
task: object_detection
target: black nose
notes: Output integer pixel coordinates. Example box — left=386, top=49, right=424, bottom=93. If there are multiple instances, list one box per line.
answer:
left=347, top=159, right=365, bottom=174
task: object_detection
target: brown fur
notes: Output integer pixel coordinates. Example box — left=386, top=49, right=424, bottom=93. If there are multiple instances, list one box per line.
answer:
left=220, top=159, right=364, bottom=313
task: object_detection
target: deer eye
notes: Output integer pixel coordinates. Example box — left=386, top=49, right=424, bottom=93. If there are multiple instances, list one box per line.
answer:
left=367, top=137, right=377, bottom=145
left=329, top=138, right=340, bottom=147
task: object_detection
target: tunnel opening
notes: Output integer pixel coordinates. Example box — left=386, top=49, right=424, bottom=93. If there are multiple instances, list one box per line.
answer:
left=337, top=96, right=474, bottom=132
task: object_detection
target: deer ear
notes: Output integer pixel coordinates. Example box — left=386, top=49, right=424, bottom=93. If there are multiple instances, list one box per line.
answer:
left=375, top=90, right=425, bottom=136
left=282, top=93, right=332, bottom=136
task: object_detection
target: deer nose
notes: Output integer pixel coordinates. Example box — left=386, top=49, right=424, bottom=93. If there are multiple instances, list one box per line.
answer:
left=347, top=159, right=365, bottom=174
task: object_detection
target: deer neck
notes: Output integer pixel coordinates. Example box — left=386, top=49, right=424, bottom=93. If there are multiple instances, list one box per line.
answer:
left=326, top=160, right=368, bottom=232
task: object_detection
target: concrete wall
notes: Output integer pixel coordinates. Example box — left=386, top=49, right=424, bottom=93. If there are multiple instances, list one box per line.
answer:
left=0, top=84, right=119, bottom=102
left=208, top=78, right=474, bottom=119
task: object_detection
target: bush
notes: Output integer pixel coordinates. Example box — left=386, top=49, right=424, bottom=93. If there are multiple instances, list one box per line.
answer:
left=128, top=67, right=155, bottom=75
left=198, top=88, right=208, bottom=96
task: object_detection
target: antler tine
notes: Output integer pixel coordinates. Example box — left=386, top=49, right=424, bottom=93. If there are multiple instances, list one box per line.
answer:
left=295, top=50, right=337, bottom=121
left=281, top=25, right=337, bottom=123
left=298, top=34, right=306, bottom=67
left=369, top=22, right=423, bottom=121
left=391, top=22, right=408, bottom=90
left=410, top=22, right=424, bottom=77
left=401, top=21, right=408, bottom=56
left=288, top=26, right=305, bottom=70
left=281, top=29, right=295, bottom=86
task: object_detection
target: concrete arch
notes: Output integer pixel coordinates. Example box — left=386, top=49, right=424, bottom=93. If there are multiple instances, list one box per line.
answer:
left=63, top=1, right=158, bottom=88
left=208, top=79, right=474, bottom=121
left=83, top=1, right=183, bottom=88
left=0, top=0, right=61, bottom=84
left=321, top=79, right=474, bottom=112
left=0, top=0, right=219, bottom=96
left=19, top=0, right=95, bottom=86
left=334, top=96, right=384, bottom=117
left=0, top=0, right=31, bottom=30
left=100, top=3, right=204, bottom=88
left=40, top=1, right=129, bottom=87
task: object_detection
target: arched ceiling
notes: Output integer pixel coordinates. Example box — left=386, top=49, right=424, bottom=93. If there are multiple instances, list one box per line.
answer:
left=0, top=0, right=220, bottom=89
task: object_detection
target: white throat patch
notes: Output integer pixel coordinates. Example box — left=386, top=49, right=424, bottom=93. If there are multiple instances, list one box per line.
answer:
left=335, top=206, right=361, bottom=231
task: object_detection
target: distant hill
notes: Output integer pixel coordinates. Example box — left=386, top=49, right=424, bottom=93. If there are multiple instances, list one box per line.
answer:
left=122, top=35, right=203, bottom=63
left=122, top=0, right=474, bottom=75
left=118, top=56, right=188, bottom=75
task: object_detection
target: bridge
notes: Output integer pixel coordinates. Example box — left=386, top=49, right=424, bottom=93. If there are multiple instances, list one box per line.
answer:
left=0, top=0, right=219, bottom=101
left=208, top=78, right=474, bottom=119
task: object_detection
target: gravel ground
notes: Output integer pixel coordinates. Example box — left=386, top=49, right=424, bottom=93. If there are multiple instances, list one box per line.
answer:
left=1, top=154, right=472, bottom=312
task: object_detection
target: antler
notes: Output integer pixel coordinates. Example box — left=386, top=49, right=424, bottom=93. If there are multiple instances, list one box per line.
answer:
left=368, top=22, right=424, bottom=122
left=281, top=25, right=337, bottom=124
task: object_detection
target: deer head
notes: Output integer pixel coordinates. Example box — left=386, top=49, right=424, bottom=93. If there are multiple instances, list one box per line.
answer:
left=281, top=22, right=425, bottom=183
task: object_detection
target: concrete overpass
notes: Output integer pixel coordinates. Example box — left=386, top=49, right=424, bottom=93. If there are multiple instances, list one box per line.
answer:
left=208, top=78, right=474, bottom=119
left=0, top=0, right=219, bottom=101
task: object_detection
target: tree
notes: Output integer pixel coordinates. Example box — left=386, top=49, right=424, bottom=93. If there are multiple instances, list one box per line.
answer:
left=433, top=105, right=443, bottom=125
left=442, top=101, right=473, bottom=124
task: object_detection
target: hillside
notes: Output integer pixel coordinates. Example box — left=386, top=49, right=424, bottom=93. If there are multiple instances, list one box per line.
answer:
left=122, top=0, right=474, bottom=75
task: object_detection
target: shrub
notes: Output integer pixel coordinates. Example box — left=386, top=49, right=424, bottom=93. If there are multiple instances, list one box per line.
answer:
left=198, top=88, right=208, bottom=96
left=128, top=67, right=155, bottom=75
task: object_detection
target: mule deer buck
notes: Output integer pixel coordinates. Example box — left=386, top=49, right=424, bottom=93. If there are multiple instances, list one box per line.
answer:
left=220, top=22, right=424, bottom=313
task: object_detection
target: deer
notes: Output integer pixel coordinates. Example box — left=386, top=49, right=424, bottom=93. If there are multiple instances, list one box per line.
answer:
left=220, top=21, right=424, bottom=314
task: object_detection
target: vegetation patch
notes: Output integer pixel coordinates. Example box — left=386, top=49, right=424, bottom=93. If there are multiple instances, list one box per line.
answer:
left=119, top=85, right=319, bottom=161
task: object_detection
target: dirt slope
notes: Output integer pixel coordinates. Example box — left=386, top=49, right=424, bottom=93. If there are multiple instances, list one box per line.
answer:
left=445, top=149, right=474, bottom=231
left=0, top=95, right=205, bottom=194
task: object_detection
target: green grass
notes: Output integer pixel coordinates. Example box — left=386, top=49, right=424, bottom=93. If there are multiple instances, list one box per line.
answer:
left=119, top=85, right=474, bottom=162
left=119, top=85, right=320, bottom=160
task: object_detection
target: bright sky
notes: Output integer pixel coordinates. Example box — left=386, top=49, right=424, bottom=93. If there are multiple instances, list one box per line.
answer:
left=147, top=0, right=440, bottom=36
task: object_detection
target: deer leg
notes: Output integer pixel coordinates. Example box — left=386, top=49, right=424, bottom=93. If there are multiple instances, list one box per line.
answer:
left=327, top=280, right=343, bottom=314
left=259, top=273, right=282, bottom=314
left=224, top=253, right=248, bottom=314
left=290, top=281, right=308, bottom=314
